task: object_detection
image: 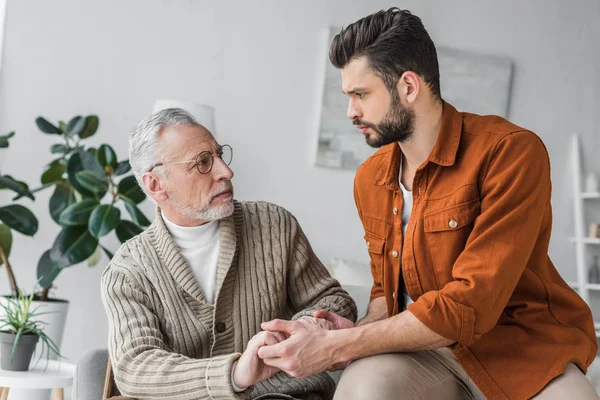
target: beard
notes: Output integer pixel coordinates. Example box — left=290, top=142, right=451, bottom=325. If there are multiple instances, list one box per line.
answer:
left=354, top=90, right=416, bottom=148
left=170, top=181, right=234, bottom=222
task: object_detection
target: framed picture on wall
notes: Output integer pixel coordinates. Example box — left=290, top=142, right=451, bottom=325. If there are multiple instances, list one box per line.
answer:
left=313, top=27, right=514, bottom=172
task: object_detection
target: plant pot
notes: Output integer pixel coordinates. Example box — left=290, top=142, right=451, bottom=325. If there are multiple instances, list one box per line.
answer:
left=0, top=331, right=39, bottom=371
left=0, top=296, right=69, bottom=359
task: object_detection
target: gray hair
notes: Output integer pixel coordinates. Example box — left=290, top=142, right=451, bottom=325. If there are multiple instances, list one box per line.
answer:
left=129, top=108, right=201, bottom=188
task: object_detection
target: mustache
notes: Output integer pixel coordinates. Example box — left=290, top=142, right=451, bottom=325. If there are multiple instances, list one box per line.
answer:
left=210, top=181, right=233, bottom=200
left=353, top=118, right=376, bottom=130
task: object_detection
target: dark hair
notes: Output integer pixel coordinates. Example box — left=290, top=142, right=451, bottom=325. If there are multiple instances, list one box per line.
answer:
left=330, top=8, right=441, bottom=100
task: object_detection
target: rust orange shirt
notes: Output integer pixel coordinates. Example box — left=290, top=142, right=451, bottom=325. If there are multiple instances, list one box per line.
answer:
left=354, top=102, right=597, bottom=399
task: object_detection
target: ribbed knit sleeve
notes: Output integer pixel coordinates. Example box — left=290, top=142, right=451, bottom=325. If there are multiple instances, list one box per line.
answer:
left=286, top=215, right=358, bottom=323
left=101, top=266, right=249, bottom=400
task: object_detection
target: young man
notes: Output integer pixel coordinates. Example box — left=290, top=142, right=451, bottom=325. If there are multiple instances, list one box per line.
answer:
left=101, top=108, right=356, bottom=399
left=259, top=8, right=598, bottom=399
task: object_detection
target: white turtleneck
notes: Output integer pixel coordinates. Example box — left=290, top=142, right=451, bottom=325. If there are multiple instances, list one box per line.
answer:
left=161, top=212, right=220, bottom=305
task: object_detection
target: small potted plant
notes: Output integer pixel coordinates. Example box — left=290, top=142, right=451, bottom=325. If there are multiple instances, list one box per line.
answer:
left=0, top=290, right=61, bottom=371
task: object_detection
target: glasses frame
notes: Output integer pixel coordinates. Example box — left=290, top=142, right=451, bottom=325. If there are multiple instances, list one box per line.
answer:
left=148, top=144, right=233, bottom=174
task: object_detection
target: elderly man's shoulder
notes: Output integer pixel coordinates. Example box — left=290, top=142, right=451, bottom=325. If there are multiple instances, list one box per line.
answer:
left=236, top=200, right=299, bottom=223
left=101, top=227, right=155, bottom=282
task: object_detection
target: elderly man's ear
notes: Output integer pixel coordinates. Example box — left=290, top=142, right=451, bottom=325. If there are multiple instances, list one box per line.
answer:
left=142, top=173, right=168, bottom=202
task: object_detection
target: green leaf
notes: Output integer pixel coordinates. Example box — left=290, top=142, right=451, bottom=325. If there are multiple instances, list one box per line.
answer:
left=50, top=144, right=69, bottom=154
left=100, top=245, right=114, bottom=260
left=49, top=183, right=76, bottom=224
left=0, top=205, right=38, bottom=236
left=114, top=160, right=131, bottom=176
left=124, top=201, right=151, bottom=227
left=41, top=163, right=67, bottom=184
left=79, top=115, right=99, bottom=139
left=96, top=144, right=118, bottom=170
left=115, top=220, right=143, bottom=243
left=37, top=250, right=61, bottom=288
left=66, top=116, right=85, bottom=137
left=50, top=226, right=98, bottom=268
left=58, top=121, right=67, bottom=133
left=0, top=132, right=15, bottom=148
left=75, top=171, right=108, bottom=197
left=88, top=204, right=120, bottom=238
left=36, top=117, right=61, bottom=134
left=117, top=176, right=145, bottom=204
left=0, top=224, right=13, bottom=265
left=0, top=175, right=35, bottom=200
left=67, top=152, right=103, bottom=197
left=87, top=245, right=102, bottom=267
left=58, top=199, right=98, bottom=226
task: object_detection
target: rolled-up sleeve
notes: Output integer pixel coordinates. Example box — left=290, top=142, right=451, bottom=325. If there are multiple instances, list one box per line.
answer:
left=408, top=131, right=551, bottom=346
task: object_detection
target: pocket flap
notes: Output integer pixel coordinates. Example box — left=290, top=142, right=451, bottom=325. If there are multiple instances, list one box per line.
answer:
left=424, top=199, right=480, bottom=233
left=364, top=234, right=385, bottom=254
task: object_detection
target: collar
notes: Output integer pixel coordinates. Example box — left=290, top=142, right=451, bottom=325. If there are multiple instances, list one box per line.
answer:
left=374, top=101, right=463, bottom=188
left=148, top=203, right=239, bottom=304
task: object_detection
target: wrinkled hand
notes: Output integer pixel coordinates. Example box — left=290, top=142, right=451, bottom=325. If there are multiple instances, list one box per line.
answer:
left=312, top=310, right=355, bottom=330
left=298, top=316, right=333, bottom=330
left=311, top=310, right=355, bottom=371
left=258, top=319, right=342, bottom=378
left=233, top=331, right=286, bottom=388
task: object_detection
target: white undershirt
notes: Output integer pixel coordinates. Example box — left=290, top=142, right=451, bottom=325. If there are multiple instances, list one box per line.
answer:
left=161, top=212, right=220, bottom=305
left=399, top=153, right=414, bottom=307
left=161, top=213, right=246, bottom=392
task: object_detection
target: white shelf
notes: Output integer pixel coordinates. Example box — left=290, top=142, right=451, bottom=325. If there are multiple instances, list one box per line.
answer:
left=570, top=237, right=600, bottom=244
left=582, top=192, right=600, bottom=199
left=567, top=282, right=600, bottom=290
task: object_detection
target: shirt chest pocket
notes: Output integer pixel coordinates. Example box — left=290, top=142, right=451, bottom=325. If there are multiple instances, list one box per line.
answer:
left=423, top=198, right=481, bottom=287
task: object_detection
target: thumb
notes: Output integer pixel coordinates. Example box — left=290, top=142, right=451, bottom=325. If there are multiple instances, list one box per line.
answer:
left=261, top=319, right=296, bottom=334
left=313, top=309, right=336, bottom=323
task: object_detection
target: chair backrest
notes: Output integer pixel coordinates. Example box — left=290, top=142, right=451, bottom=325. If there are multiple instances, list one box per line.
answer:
left=72, top=348, right=121, bottom=400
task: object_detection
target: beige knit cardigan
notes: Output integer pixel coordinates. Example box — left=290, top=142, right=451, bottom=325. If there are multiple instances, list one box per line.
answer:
left=101, top=201, right=357, bottom=400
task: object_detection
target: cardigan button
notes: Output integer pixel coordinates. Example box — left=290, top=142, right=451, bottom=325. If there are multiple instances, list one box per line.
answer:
left=216, top=322, right=226, bottom=333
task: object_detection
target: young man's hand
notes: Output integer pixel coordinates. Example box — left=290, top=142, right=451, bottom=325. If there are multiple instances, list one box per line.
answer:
left=232, top=331, right=286, bottom=389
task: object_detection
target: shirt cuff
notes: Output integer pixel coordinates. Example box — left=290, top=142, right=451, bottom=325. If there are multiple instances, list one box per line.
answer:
left=231, top=360, right=248, bottom=392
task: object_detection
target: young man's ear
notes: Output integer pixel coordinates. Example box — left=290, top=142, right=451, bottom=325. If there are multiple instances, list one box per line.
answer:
left=141, top=172, right=168, bottom=203
left=396, top=71, right=420, bottom=104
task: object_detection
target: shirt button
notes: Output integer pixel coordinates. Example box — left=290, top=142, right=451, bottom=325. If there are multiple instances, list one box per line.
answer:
left=449, top=219, right=458, bottom=229
left=216, top=322, right=226, bottom=333
left=366, top=241, right=371, bottom=248
left=392, top=250, right=399, bottom=258
left=393, top=207, right=398, bottom=215
left=392, top=292, right=396, bottom=299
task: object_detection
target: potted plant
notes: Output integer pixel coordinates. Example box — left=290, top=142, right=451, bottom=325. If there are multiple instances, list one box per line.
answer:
left=0, top=131, right=39, bottom=298
left=0, top=289, right=61, bottom=371
left=32, top=114, right=150, bottom=298
left=1, top=116, right=150, bottom=366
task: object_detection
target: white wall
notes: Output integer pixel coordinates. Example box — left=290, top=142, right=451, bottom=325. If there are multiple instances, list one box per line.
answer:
left=0, top=0, right=599, bottom=365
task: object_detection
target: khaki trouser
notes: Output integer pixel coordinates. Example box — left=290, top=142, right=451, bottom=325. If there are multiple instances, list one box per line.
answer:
left=333, top=348, right=598, bottom=399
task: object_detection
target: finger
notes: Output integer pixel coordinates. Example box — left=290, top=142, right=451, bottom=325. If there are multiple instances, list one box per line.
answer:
left=314, top=309, right=338, bottom=324
left=257, top=341, right=288, bottom=359
left=313, top=309, right=330, bottom=319
left=263, top=332, right=280, bottom=346
left=271, top=331, right=288, bottom=343
left=262, top=356, right=287, bottom=371
left=261, top=319, right=298, bottom=334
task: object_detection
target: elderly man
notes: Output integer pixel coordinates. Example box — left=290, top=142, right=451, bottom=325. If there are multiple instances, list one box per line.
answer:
left=100, top=108, right=356, bottom=400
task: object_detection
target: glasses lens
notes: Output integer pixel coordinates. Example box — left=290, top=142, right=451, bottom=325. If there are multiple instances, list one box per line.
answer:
left=220, top=145, right=233, bottom=166
left=196, top=151, right=213, bottom=174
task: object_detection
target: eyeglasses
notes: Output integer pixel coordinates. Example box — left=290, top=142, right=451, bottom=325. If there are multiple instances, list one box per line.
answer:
left=149, top=144, right=233, bottom=174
